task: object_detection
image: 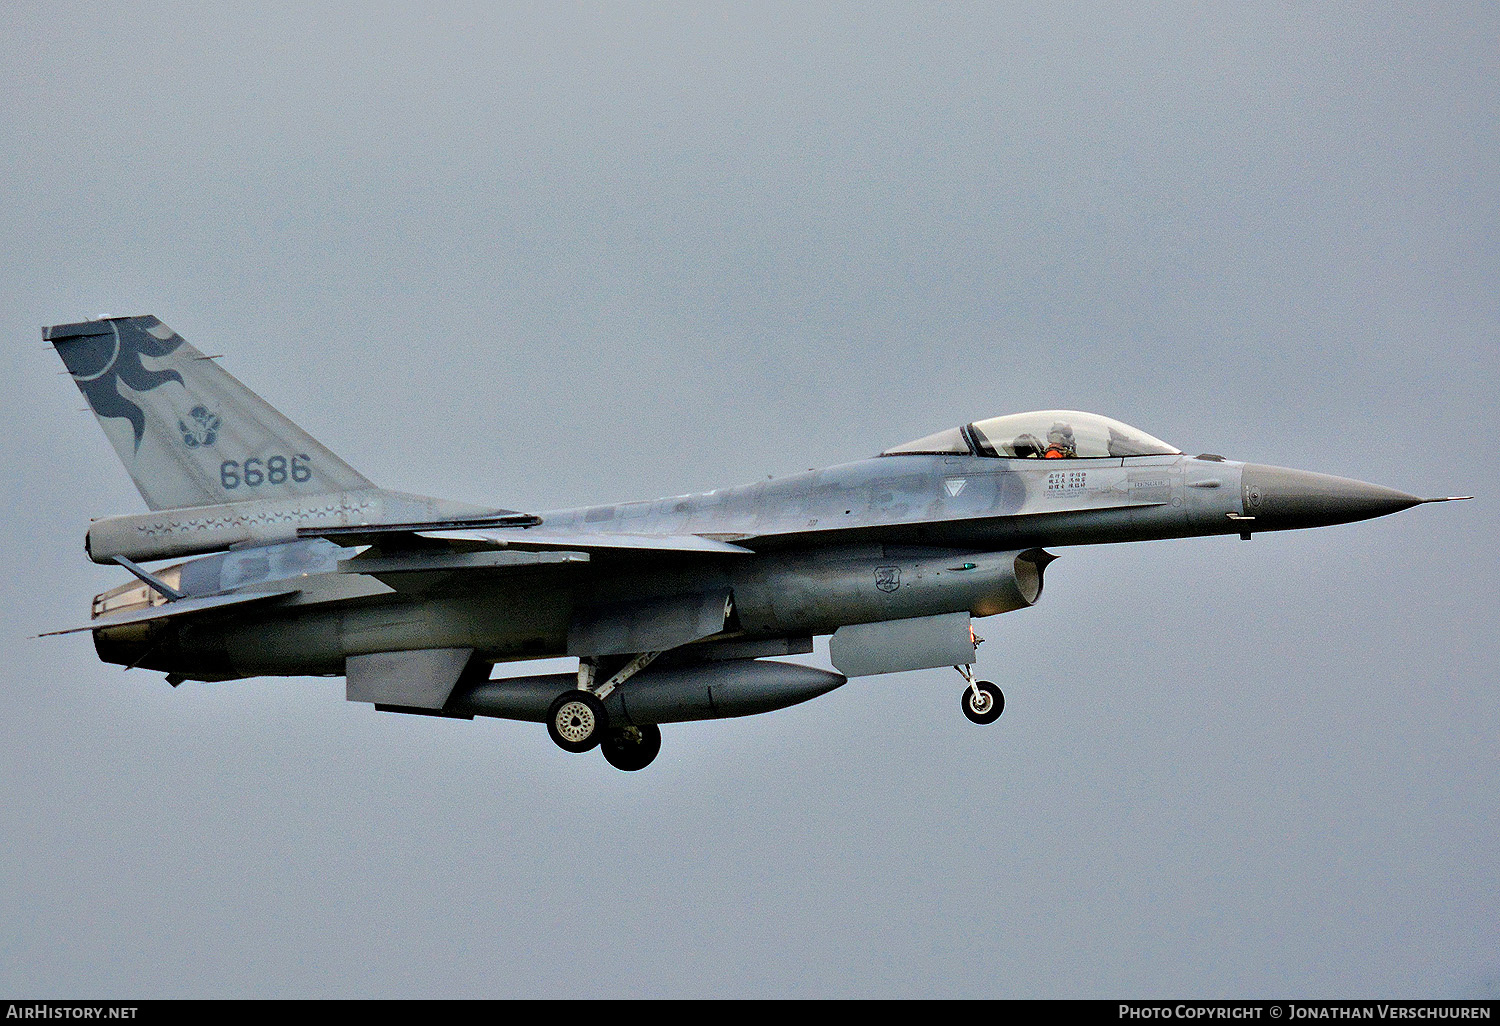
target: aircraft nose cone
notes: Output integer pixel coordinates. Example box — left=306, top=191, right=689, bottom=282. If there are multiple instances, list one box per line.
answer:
left=1240, top=464, right=1423, bottom=531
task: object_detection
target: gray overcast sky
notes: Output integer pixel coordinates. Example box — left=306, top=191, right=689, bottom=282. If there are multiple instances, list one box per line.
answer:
left=2, top=2, right=1496, bottom=998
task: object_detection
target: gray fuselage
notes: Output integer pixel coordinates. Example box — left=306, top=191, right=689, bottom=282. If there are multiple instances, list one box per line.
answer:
left=96, top=452, right=1260, bottom=680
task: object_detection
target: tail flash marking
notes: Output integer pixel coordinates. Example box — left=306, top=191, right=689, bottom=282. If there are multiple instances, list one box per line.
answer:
left=55, top=319, right=187, bottom=451
left=45, top=314, right=375, bottom=511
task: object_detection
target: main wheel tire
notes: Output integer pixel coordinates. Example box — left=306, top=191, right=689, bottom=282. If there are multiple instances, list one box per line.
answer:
left=600, top=723, right=663, bottom=772
left=961, top=680, right=1005, bottom=725
left=546, top=690, right=608, bottom=753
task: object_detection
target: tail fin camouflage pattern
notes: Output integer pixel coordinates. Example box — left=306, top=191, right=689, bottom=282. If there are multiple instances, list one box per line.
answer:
left=46, top=315, right=374, bottom=510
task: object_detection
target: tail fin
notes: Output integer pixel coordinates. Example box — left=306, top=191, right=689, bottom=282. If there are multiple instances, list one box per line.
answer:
left=46, top=315, right=375, bottom=510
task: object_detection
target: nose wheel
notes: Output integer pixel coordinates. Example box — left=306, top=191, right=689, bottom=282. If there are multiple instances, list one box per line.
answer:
left=961, top=680, right=1004, bottom=724
left=955, top=665, right=1004, bottom=725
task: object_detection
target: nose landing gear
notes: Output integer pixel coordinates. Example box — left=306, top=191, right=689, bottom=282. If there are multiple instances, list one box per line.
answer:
left=956, top=665, right=1004, bottom=725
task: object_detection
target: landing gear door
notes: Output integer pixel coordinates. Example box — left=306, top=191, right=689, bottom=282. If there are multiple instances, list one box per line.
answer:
left=346, top=647, right=475, bottom=709
left=568, top=589, right=733, bottom=658
left=829, top=611, right=975, bottom=677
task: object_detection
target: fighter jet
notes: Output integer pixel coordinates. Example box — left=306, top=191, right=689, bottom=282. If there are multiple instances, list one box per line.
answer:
left=42, top=315, right=1469, bottom=770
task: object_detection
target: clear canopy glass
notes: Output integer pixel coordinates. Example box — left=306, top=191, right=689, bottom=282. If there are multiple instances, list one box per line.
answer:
left=881, top=425, right=971, bottom=456
left=882, top=410, right=1180, bottom=459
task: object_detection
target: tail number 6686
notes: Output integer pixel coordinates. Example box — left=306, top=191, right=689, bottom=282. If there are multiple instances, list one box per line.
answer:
left=220, top=455, right=312, bottom=489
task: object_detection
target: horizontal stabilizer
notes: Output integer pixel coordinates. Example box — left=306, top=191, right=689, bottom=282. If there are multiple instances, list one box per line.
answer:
left=41, top=588, right=300, bottom=636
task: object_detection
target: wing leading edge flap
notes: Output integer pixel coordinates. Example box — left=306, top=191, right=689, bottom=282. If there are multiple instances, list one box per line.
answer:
left=301, top=523, right=752, bottom=557
left=338, top=548, right=590, bottom=575
left=41, top=588, right=301, bottom=636
left=418, top=529, right=755, bottom=555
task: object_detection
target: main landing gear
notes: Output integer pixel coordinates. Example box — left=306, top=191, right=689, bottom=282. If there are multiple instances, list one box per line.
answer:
left=546, top=653, right=665, bottom=770
left=546, top=690, right=608, bottom=753
left=600, top=724, right=662, bottom=772
left=955, top=664, right=1004, bottom=725
left=545, top=691, right=663, bottom=771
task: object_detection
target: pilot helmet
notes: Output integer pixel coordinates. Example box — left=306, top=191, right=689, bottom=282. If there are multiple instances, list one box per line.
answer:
left=1047, top=422, right=1077, bottom=456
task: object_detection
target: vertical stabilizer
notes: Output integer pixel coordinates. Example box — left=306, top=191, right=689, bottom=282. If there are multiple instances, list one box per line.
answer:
left=46, top=315, right=374, bottom=510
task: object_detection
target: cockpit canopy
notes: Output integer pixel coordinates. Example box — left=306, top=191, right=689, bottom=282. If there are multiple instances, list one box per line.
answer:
left=882, top=410, right=1180, bottom=460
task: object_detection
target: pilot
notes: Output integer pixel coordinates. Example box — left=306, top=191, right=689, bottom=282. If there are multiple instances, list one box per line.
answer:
left=1043, top=423, right=1077, bottom=459
left=1012, top=433, right=1045, bottom=458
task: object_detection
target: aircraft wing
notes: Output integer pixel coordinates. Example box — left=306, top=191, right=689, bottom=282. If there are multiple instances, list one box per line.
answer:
left=422, top=528, right=754, bottom=555
left=41, top=588, right=301, bottom=636
left=301, top=523, right=754, bottom=555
